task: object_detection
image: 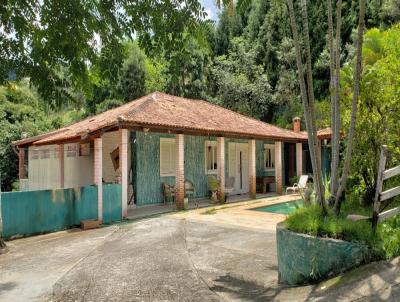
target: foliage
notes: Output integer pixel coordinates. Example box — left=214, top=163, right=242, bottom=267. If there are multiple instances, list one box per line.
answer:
left=341, top=24, right=400, bottom=204
left=211, top=0, right=400, bottom=128
left=285, top=200, right=400, bottom=259
left=208, top=176, right=220, bottom=192
left=0, top=0, right=207, bottom=104
left=164, top=36, right=211, bottom=98
left=115, top=43, right=146, bottom=101
left=144, top=58, right=167, bottom=94
left=95, top=99, right=125, bottom=114
left=88, top=42, right=166, bottom=113
left=201, top=208, right=217, bottom=215
left=379, top=216, right=400, bottom=258
left=207, top=37, right=272, bottom=119
left=0, top=80, right=79, bottom=191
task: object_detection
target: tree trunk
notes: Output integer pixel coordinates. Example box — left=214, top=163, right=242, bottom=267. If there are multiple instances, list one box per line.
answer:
left=287, top=0, right=327, bottom=215
left=300, top=0, right=326, bottom=211
left=330, top=0, right=342, bottom=201
left=334, top=0, right=366, bottom=214
left=327, top=0, right=336, bottom=203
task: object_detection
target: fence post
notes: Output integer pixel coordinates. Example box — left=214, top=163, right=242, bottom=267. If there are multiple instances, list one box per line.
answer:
left=372, top=145, right=388, bottom=231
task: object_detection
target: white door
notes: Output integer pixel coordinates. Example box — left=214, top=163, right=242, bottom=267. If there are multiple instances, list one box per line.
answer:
left=228, top=143, right=249, bottom=194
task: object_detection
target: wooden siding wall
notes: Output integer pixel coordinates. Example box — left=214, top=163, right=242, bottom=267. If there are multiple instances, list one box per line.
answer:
left=135, top=132, right=175, bottom=205
left=28, top=143, right=94, bottom=190
left=135, top=132, right=212, bottom=205
left=134, top=132, right=285, bottom=206
left=64, top=143, right=94, bottom=188
left=28, top=145, right=60, bottom=190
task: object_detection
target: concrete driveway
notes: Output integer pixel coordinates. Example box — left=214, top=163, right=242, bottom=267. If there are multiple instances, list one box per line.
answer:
left=1, top=195, right=399, bottom=301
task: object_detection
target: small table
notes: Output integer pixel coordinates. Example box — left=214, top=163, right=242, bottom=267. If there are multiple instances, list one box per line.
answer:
left=256, top=176, right=275, bottom=193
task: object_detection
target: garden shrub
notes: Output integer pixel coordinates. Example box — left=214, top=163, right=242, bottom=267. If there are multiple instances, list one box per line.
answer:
left=285, top=202, right=400, bottom=259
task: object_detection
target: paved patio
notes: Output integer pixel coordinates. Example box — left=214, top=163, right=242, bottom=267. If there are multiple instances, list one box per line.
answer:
left=126, top=192, right=274, bottom=220
left=0, top=195, right=399, bottom=301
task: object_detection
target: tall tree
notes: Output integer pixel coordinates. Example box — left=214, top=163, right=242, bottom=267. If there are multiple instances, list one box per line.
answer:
left=287, top=0, right=327, bottom=214
left=329, top=0, right=343, bottom=202
left=327, top=0, right=337, bottom=201
left=115, top=43, right=146, bottom=101
left=334, top=0, right=367, bottom=213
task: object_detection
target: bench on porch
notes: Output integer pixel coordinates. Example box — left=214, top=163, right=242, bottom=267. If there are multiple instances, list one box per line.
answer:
left=256, top=176, right=275, bottom=194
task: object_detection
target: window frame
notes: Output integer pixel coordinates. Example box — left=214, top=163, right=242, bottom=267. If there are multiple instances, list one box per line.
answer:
left=40, top=149, right=51, bottom=159
left=160, top=138, right=176, bottom=177
left=264, top=143, right=275, bottom=171
left=66, top=144, right=78, bottom=158
left=204, top=140, right=218, bottom=175
left=31, top=149, right=39, bottom=160
left=79, top=143, right=90, bottom=156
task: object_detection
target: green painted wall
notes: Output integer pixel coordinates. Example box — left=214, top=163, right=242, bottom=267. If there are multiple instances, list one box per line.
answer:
left=135, top=132, right=175, bottom=206
left=1, top=184, right=123, bottom=238
left=184, top=135, right=212, bottom=198
left=1, top=186, right=98, bottom=239
left=103, top=184, right=122, bottom=224
left=134, top=132, right=284, bottom=205
left=135, top=132, right=215, bottom=205
left=256, top=140, right=276, bottom=177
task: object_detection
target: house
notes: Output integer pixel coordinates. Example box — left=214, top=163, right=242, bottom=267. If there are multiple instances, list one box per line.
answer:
left=12, top=92, right=331, bottom=220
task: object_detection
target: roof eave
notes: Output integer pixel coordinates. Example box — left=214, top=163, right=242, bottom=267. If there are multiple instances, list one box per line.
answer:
left=119, top=121, right=308, bottom=143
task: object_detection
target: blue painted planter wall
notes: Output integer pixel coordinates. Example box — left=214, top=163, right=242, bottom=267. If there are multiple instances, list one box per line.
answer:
left=103, top=184, right=122, bottom=224
left=1, top=184, right=122, bottom=239
left=134, top=132, right=281, bottom=205
left=277, top=222, right=370, bottom=285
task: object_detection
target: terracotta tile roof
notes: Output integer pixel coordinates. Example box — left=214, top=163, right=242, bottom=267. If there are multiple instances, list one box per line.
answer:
left=317, top=127, right=333, bottom=139
left=13, top=92, right=308, bottom=146
left=300, top=127, right=333, bottom=140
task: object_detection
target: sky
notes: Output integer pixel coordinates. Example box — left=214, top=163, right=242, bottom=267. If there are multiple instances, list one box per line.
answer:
left=201, top=0, right=219, bottom=21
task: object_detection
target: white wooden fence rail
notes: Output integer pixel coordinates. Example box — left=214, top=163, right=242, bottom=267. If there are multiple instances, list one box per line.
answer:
left=372, top=145, right=400, bottom=230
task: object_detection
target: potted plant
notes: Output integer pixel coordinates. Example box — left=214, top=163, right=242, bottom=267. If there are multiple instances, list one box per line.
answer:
left=208, top=176, right=220, bottom=203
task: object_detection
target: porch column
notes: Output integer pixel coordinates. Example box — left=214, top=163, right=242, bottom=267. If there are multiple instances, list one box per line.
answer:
left=58, top=144, right=64, bottom=188
left=94, top=137, right=103, bottom=223
left=296, top=143, right=303, bottom=177
left=275, top=141, right=283, bottom=194
left=119, top=129, right=128, bottom=218
left=175, top=134, right=185, bottom=210
left=249, top=139, right=256, bottom=199
left=217, top=137, right=225, bottom=203
left=18, top=148, right=25, bottom=179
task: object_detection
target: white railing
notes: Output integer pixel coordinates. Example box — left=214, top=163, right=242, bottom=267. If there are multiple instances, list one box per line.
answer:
left=372, top=145, right=400, bottom=230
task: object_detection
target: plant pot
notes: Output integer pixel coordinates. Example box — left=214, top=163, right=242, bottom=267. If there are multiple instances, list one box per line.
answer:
left=210, top=191, right=218, bottom=203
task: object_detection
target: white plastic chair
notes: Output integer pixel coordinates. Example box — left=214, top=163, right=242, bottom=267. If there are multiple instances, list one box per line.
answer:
left=286, top=175, right=310, bottom=194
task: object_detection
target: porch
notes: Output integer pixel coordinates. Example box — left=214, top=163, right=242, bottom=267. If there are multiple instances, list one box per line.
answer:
left=17, top=128, right=305, bottom=222
left=126, top=192, right=275, bottom=220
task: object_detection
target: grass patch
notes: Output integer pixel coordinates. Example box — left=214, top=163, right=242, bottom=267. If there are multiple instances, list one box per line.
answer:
left=285, top=201, right=400, bottom=259
left=201, top=208, right=217, bottom=215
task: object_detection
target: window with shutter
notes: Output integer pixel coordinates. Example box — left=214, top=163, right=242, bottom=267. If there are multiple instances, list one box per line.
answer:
left=205, top=141, right=217, bottom=174
left=264, top=144, right=275, bottom=171
left=160, top=138, right=176, bottom=176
